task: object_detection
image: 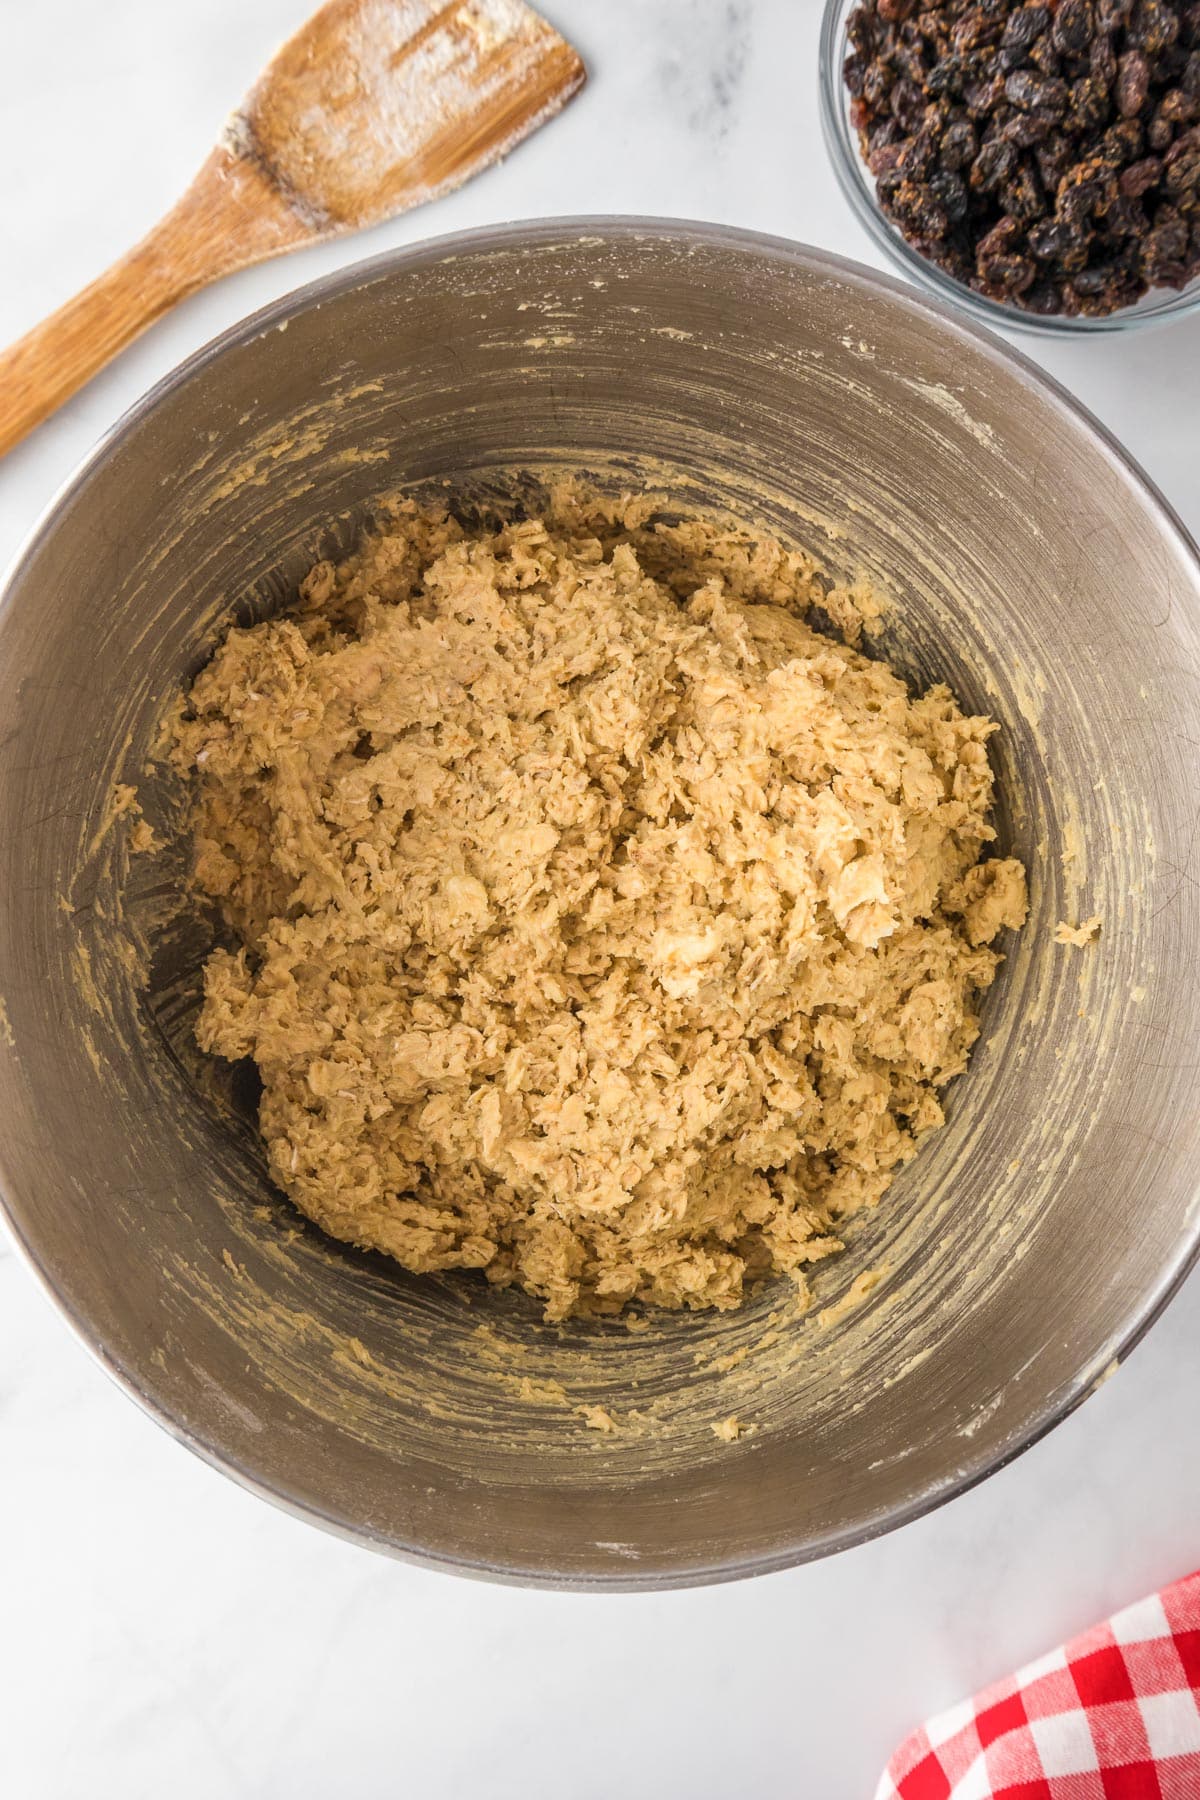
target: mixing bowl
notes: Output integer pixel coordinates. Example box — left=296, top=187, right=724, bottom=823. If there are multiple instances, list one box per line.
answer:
left=2, top=220, right=1200, bottom=1589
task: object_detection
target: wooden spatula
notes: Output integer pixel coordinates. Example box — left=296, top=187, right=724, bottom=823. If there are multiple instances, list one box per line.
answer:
left=0, top=0, right=585, bottom=459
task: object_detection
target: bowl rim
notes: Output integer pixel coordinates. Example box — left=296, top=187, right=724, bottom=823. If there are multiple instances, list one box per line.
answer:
left=2, top=214, right=1200, bottom=1590
left=817, top=0, right=1200, bottom=337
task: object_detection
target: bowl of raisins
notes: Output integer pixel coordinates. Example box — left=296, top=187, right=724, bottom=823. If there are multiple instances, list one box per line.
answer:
left=820, top=0, right=1200, bottom=330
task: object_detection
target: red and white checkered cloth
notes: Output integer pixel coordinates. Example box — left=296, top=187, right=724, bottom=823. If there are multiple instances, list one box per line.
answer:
left=878, top=1570, right=1200, bottom=1799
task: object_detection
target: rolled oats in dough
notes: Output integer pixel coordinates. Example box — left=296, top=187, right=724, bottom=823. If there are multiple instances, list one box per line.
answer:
left=175, top=486, right=1027, bottom=1321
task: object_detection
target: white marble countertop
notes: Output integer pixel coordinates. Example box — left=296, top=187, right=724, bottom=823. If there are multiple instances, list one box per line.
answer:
left=3, top=2, right=1200, bottom=1795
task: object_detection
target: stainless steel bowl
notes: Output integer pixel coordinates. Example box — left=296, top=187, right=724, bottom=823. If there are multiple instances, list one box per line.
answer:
left=2, top=220, right=1200, bottom=1589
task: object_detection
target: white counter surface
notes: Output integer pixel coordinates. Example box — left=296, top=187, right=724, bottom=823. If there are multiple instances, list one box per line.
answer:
left=3, top=3, right=1199, bottom=1795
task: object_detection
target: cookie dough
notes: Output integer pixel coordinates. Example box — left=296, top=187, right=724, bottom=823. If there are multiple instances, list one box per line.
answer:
left=1055, top=915, right=1102, bottom=947
left=176, top=487, right=1027, bottom=1320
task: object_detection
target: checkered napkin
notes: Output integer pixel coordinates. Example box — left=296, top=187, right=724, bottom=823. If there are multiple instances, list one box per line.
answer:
left=878, top=1571, right=1200, bottom=1799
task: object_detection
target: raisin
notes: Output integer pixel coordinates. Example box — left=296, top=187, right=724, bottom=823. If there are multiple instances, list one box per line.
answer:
left=976, top=213, right=1026, bottom=255
left=1059, top=169, right=1106, bottom=222
left=894, top=42, right=931, bottom=83
left=892, top=76, right=931, bottom=131
left=1104, top=193, right=1149, bottom=234
left=929, top=166, right=971, bottom=221
left=1002, top=161, right=1048, bottom=218
left=1141, top=242, right=1189, bottom=281
left=1159, top=42, right=1190, bottom=84
left=911, top=195, right=953, bottom=234
left=1069, top=76, right=1113, bottom=131
left=980, top=251, right=1038, bottom=290
left=1109, top=119, right=1146, bottom=159
left=925, top=234, right=974, bottom=279
left=1091, top=34, right=1118, bottom=87
left=847, top=6, right=876, bottom=54
left=1120, top=152, right=1165, bottom=193
left=1006, top=69, right=1070, bottom=114
left=1028, top=216, right=1086, bottom=261
left=899, top=132, right=938, bottom=177
left=1143, top=209, right=1190, bottom=262
left=1131, top=0, right=1179, bottom=55
left=970, top=137, right=1019, bottom=188
left=1003, top=108, right=1053, bottom=144
left=964, top=71, right=1006, bottom=112
left=888, top=176, right=940, bottom=229
left=1023, top=278, right=1066, bottom=309
left=1165, top=126, right=1200, bottom=190
left=863, top=63, right=894, bottom=107
left=1071, top=260, right=1121, bottom=292
left=1161, top=87, right=1200, bottom=124
left=1076, top=275, right=1139, bottom=310
left=927, top=53, right=967, bottom=95
left=1002, top=5, right=1051, bottom=54
left=940, top=116, right=979, bottom=166
left=1029, top=36, right=1063, bottom=77
left=953, top=8, right=1004, bottom=52
left=1117, top=52, right=1152, bottom=116
left=1037, top=140, right=1073, bottom=187
left=868, top=140, right=907, bottom=176
left=877, top=168, right=906, bottom=208
left=1053, top=0, right=1096, bottom=57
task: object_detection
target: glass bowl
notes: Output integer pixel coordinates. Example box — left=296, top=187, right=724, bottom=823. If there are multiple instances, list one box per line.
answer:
left=818, top=0, right=1200, bottom=336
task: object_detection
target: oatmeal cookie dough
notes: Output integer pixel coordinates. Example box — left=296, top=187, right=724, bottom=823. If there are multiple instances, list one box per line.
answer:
left=176, top=486, right=1027, bottom=1320
left=1055, top=916, right=1102, bottom=948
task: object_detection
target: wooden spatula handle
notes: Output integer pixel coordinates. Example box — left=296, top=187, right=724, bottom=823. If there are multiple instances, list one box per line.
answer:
left=0, top=149, right=313, bottom=460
